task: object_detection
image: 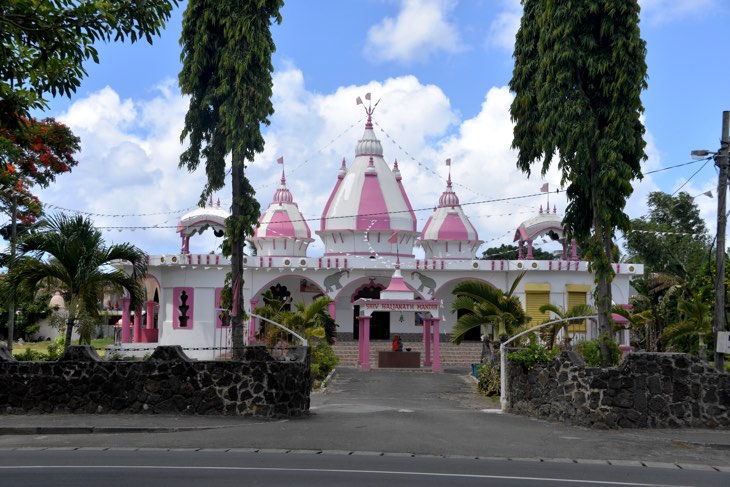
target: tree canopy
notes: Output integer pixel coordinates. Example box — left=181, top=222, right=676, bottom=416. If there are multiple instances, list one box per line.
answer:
left=178, top=0, right=283, bottom=358
left=0, top=0, right=178, bottom=128
left=480, top=243, right=555, bottom=261
left=624, top=191, right=711, bottom=278
left=9, top=213, right=147, bottom=349
left=510, top=0, right=647, bottom=364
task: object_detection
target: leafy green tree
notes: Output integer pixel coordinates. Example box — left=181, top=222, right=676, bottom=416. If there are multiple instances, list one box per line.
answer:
left=538, top=302, right=596, bottom=349
left=510, top=0, right=647, bottom=365
left=8, top=213, right=146, bottom=350
left=481, top=243, right=554, bottom=260
left=178, top=0, right=282, bottom=359
left=450, top=272, right=528, bottom=365
left=624, top=192, right=711, bottom=277
left=612, top=301, right=653, bottom=351
left=0, top=0, right=178, bottom=127
left=662, top=299, right=713, bottom=355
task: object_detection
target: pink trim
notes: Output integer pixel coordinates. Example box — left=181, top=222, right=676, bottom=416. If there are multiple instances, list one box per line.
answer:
left=384, top=276, right=411, bottom=292
left=320, top=173, right=345, bottom=231
left=396, top=179, right=418, bottom=231
left=172, top=287, right=195, bottom=330
left=215, top=287, right=227, bottom=329
left=266, top=210, right=297, bottom=238
left=133, top=310, right=142, bottom=343
left=121, top=297, right=131, bottom=343
left=423, top=319, right=432, bottom=367
left=438, top=213, right=470, bottom=240
left=323, top=251, right=415, bottom=258
left=431, top=317, right=442, bottom=372
left=357, top=170, right=390, bottom=230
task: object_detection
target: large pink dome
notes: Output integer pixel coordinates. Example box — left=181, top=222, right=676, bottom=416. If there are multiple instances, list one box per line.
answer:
left=317, top=109, right=418, bottom=258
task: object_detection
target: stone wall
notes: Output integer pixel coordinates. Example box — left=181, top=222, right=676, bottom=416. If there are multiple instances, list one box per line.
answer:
left=0, top=345, right=311, bottom=418
left=507, top=351, right=730, bottom=428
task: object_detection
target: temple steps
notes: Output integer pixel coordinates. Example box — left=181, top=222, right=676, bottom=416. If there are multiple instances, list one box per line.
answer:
left=332, top=341, right=483, bottom=369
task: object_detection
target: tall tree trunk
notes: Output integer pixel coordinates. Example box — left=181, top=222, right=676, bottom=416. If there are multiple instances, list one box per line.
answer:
left=230, top=152, right=245, bottom=360
left=591, top=151, right=615, bottom=366
left=64, top=316, right=74, bottom=352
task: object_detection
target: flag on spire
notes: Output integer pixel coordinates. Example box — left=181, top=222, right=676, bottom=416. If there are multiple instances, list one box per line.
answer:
left=387, top=230, right=399, bottom=244
left=445, top=158, right=451, bottom=166
left=356, top=96, right=363, bottom=105
left=540, top=183, right=549, bottom=192
left=277, top=156, right=284, bottom=165
left=365, top=93, right=371, bottom=100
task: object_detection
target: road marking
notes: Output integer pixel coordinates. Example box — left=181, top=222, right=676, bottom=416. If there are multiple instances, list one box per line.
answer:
left=0, top=465, right=696, bottom=486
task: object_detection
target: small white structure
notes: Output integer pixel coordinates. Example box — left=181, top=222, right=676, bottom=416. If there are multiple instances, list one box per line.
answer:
left=114, top=102, right=642, bottom=362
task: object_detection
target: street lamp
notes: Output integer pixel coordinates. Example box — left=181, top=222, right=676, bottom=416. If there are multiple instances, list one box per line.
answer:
left=692, top=110, right=730, bottom=373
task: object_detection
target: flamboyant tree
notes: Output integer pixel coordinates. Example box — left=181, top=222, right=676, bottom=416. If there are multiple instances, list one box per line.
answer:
left=510, top=0, right=647, bottom=365
left=1, top=117, right=80, bottom=223
left=0, top=0, right=178, bottom=129
left=178, top=0, right=283, bottom=359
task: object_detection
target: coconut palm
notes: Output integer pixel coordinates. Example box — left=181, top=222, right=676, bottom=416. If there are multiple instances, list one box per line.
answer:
left=538, top=303, right=596, bottom=349
left=9, top=213, right=146, bottom=350
left=662, top=299, right=712, bottom=355
left=450, top=272, right=528, bottom=365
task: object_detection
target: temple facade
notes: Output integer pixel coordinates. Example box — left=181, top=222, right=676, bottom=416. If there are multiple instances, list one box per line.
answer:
left=115, top=108, right=642, bottom=361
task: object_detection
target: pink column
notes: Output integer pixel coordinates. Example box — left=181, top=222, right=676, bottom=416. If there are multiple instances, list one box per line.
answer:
left=571, top=240, right=578, bottom=260
left=357, top=316, right=364, bottom=366
left=121, top=297, right=131, bottom=343
left=423, top=318, right=432, bottom=367
left=327, top=301, right=336, bottom=321
left=432, top=317, right=442, bottom=373
left=145, top=301, right=155, bottom=329
left=248, top=298, right=258, bottom=344
left=526, top=240, right=534, bottom=259
left=361, top=315, right=371, bottom=372
left=133, top=307, right=142, bottom=343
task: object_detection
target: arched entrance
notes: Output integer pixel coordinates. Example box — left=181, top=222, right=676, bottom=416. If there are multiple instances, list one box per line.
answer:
left=352, top=284, right=389, bottom=340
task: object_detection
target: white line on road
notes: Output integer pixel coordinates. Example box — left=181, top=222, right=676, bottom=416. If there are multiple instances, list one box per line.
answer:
left=0, top=465, right=697, bottom=486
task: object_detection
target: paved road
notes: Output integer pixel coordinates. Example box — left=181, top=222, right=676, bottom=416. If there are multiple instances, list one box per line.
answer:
left=0, top=449, right=728, bottom=487
left=0, top=367, right=728, bottom=472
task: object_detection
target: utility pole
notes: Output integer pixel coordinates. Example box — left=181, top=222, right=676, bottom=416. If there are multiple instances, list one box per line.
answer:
left=715, top=111, right=729, bottom=372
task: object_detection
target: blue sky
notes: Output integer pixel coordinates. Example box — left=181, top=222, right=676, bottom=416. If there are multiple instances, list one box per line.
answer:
left=30, top=0, right=730, bottom=258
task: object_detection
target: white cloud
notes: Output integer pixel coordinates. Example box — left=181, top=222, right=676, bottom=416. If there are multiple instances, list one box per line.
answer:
left=640, top=0, right=718, bottom=25
left=43, top=64, right=699, bottom=261
left=46, top=82, right=222, bottom=256
left=485, top=0, right=522, bottom=51
left=364, top=0, right=463, bottom=64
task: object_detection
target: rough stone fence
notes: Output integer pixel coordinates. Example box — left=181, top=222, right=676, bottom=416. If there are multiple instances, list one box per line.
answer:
left=507, top=351, right=729, bottom=428
left=0, top=345, right=311, bottom=418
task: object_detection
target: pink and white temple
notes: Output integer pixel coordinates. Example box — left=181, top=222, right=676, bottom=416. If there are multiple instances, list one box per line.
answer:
left=113, top=105, right=642, bottom=367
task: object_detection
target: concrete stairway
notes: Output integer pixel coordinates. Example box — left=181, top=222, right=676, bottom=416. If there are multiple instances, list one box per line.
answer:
left=332, top=341, right=483, bottom=370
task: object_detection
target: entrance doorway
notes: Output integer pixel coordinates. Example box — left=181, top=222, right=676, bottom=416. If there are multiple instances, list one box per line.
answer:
left=352, top=284, right=390, bottom=340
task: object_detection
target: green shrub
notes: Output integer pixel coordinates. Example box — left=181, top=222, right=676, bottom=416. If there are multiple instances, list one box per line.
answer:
left=310, top=342, right=339, bottom=385
left=15, top=347, right=48, bottom=361
left=46, top=336, right=65, bottom=361
left=574, top=338, right=620, bottom=367
left=508, top=341, right=557, bottom=371
left=477, top=363, right=501, bottom=396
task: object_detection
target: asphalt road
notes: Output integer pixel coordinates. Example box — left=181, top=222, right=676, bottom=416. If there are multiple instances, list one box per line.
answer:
left=0, top=367, right=727, bottom=485
left=0, top=450, right=727, bottom=487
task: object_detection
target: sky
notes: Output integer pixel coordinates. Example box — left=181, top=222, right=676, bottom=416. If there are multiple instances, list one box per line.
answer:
left=23, top=0, right=730, bottom=259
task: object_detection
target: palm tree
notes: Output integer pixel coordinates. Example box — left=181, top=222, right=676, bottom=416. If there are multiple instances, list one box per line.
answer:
left=9, top=213, right=146, bottom=350
left=538, top=303, right=596, bottom=349
left=284, top=297, right=334, bottom=343
left=450, top=272, right=528, bottom=363
left=662, top=299, right=712, bottom=355
left=612, top=302, right=653, bottom=351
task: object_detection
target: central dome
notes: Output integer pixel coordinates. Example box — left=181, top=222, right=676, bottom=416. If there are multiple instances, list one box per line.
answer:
left=318, top=109, right=418, bottom=258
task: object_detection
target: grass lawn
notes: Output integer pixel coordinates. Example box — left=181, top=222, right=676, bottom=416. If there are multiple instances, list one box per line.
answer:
left=11, top=337, right=115, bottom=359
